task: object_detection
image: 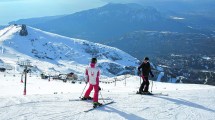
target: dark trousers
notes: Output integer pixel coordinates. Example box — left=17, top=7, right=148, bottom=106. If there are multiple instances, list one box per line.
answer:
left=139, top=76, right=150, bottom=92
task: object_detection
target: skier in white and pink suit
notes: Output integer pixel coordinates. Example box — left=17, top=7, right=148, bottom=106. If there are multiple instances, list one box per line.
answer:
left=82, top=58, right=102, bottom=106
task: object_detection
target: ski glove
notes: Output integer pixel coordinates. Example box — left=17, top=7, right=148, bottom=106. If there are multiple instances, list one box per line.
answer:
left=99, top=86, right=101, bottom=91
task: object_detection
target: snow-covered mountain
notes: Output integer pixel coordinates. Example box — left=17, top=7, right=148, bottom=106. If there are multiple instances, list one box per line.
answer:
left=0, top=25, right=139, bottom=77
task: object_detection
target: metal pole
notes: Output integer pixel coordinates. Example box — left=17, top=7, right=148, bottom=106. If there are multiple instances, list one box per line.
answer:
left=48, top=75, right=50, bottom=82
left=23, top=67, right=27, bottom=95
left=115, top=78, right=116, bottom=86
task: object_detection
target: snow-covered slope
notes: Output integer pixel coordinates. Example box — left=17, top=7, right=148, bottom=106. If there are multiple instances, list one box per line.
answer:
left=0, top=25, right=139, bottom=77
left=0, top=74, right=214, bottom=120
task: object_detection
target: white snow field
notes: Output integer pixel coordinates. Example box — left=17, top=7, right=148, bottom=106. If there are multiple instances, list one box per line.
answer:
left=0, top=74, right=214, bottom=120
left=0, top=25, right=139, bottom=78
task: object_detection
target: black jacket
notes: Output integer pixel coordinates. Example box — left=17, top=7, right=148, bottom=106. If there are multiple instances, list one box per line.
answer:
left=138, top=61, right=153, bottom=77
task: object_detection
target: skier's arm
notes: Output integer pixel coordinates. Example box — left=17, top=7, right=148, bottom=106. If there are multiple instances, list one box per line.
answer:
left=97, top=70, right=100, bottom=77
left=149, top=65, right=154, bottom=77
left=149, top=70, right=154, bottom=77
left=137, top=63, right=143, bottom=75
left=96, top=70, right=100, bottom=85
left=97, top=70, right=101, bottom=90
left=137, top=63, right=143, bottom=71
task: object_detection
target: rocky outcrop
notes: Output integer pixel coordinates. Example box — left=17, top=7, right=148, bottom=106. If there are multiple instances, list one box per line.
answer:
left=19, top=24, right=28, bottom=36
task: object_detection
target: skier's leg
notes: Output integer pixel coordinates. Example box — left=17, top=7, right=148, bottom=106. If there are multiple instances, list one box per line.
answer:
left=143, top=77, right=150, bottom=92
left=139, top=76, right=145, bottom=93
left=93, top=85, right=99, bottom=102
left=139, top=82, right=144, bottom=93
left=84, top=84, right=93, bottom=97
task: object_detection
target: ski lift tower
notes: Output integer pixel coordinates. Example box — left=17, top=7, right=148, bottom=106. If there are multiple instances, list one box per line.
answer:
left=18, top=60, right=33, bottom=95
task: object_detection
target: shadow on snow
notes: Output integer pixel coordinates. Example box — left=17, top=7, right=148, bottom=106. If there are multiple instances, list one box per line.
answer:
left=153, top=96, right=215, bottom=113
left=99, top=105, right=145, bottom=120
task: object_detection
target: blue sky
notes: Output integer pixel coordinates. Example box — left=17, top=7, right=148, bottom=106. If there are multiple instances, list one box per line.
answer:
left=0, top=0, right=108, bottom=25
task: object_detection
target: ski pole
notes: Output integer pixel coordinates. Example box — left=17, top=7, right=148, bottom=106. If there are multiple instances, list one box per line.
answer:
left=151, top=80, right=153, bottom=93
left=99, top=91, right=105, bottom=103
left=79, top=83, right=88, bottom=98
left=139, top=70, right=142, bottom=86
left=139, top=75, right=142, bottom=86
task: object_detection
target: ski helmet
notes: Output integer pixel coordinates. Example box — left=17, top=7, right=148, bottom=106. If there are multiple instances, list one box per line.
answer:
left=91, top=58, right=97, bottom=63
left=144, top=57, right=149, bottom=61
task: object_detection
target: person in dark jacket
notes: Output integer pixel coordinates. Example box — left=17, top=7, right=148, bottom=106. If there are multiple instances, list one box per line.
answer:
left=138, top=57, right=154, bottom=94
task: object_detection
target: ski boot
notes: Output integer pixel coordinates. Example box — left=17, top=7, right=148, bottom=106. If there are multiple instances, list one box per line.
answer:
left=81, top=96, right=93, bottom=100
left=136, top=91, right=143, bottom=94
left=143, top=91, right=153, bottom=95
left=93, top=102, right=103, bottom=108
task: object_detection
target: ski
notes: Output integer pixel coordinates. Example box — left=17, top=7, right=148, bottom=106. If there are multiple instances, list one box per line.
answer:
left=129, top=92, right=168, bottom=96
left=84, top=101, right=115, bottom=112
left=69, top=97, right=112, bottom=101
left=150, top=93, right=168, bottom=96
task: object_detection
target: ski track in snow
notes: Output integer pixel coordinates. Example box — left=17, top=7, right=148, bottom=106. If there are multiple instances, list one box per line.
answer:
left=0, top=75, right=215, bottom=120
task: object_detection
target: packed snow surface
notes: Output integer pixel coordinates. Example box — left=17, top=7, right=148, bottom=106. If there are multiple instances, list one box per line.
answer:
left=0, top=73, right=214, bottom=120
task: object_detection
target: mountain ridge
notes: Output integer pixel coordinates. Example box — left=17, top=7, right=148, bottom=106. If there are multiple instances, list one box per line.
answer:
left=0, top=25, right=139, bottom=77
left=9, top=3, right=195, bottom=43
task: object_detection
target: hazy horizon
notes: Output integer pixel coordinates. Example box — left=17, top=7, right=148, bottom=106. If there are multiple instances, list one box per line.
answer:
left=0, top=0, right=107, bottom=25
